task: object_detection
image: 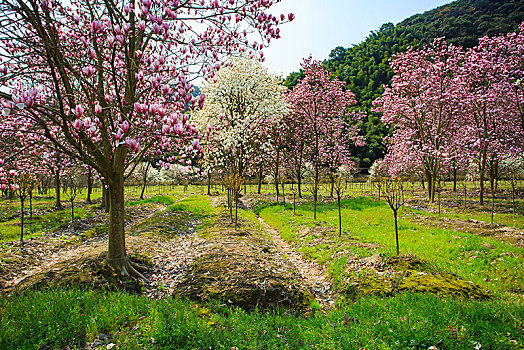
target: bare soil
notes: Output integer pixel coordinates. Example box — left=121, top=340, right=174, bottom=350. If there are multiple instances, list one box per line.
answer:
left=1, top=195, right=317, bottom=313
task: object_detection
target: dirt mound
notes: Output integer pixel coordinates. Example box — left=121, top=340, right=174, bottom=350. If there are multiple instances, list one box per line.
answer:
left=174, top=209, right=313, bottom=312
left=128, top=209, right=199, bottom=239
left=4, top=247, right=149, bottom=295
left=342, top=254, right=491, bottom=300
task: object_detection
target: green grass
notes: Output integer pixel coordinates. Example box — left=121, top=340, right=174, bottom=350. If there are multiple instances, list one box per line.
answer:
left=127, top=194, right=183, bottom=206
left=168, top=194, right=215, bottom=217
left=0, top=289, right=522, bottom=349
left=258, top=197, right=524, bottom=294
left=419, top=207, right=524, bottom=230
left=1, top=187, right=523, bottom=348
left=0, top=207, right=92, bottom=242
left=0, top=185, right=200, bottom=243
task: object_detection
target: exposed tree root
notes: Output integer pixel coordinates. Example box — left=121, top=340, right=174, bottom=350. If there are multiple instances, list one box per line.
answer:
left=108, top=257, right=146, bottom=280
left=130, top=261, right=149, bottom=273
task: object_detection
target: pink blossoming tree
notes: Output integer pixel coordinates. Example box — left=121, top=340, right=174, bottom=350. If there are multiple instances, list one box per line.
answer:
left=0, top=0, right=292, bottom=277
left=287, top=57, right=363, bottom=220
left=377, top=39, right=468, bottom=202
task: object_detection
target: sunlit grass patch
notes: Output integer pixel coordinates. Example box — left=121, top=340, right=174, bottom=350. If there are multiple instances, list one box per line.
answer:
left=259, top=197, right=524, bottom=295
left=1, top=289, right=522, bottom=350
left=168, top=195, right=214, bottom=217
left=127, top=194, right=182, bottom=206
left=0, top=207, right=92, bottom=242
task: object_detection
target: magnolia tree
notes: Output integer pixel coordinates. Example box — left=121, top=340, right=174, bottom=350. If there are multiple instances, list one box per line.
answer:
left=501, top=156, right=524, bottom=214
left=194, top=57, right=288, bottom=186
left=0, top=131, right=59, bottom=218
left=460, top=32, right=523, bottom=205
left=376, top=39, right=468, bottom=203
left=0, top=0, right=292, bottom=277
left=287, top=57, right=363, bottom=220
left=368, top=158, right=390, bottom=200
left=378, top=25, right=524, bottom=206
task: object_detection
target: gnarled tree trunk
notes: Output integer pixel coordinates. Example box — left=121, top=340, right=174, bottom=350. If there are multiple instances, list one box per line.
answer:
left=107, top=174, right=144, bottom=278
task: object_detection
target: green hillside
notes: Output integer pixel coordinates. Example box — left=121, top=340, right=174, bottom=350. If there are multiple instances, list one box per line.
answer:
left=285, top=0, right=524, bottom=170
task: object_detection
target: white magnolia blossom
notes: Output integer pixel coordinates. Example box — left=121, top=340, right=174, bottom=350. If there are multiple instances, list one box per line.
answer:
left=193, top=57, right=288, bottom=177
left=501, top=156, right=524, bottom=179
left=368, top=159, right=387, bottom=181
left=131, top=162, right=195, bottom=184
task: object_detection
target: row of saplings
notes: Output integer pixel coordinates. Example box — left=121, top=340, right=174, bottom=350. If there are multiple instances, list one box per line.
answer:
left=215, top=169, right=521, bottom=257
left=3, top=172, right=84, bottom=246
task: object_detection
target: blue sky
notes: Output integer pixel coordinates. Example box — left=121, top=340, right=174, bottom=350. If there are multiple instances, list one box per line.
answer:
left=263, top=0, right=454, bottom=76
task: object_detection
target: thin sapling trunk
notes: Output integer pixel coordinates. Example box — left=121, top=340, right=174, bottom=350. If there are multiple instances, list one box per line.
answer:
left=20, top=197, right=24, bottom=247
left=394, top=210, right=399, bottom=255
left=140, top=162, right=151, bottom=200
left=383, top=177, right=404, bottom=256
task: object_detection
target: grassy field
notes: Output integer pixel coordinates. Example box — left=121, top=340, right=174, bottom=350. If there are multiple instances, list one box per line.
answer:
left=0, top=183, right=523, bottom=349
left=1, top=289, right=522, bottom=350
left=258, top=197, right=524, bottom=295
left=0, top=185, right=196, bottom=242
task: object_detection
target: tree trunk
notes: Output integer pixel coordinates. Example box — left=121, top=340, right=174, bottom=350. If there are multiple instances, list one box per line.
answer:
left=293, top=192, right=296, bottom=215
left=274, top=148, right=280, bottom=199
left=490, top=179, right=495, bottom=225
left=479, top=153, right=487, bottom=205
left=20, top=198, right=24, bottom=247
left=426, top=172, right=434, bottom=203
left=108, top=177, right=126, bottom=266
left=512, top=183, right=516, bottom=214
left=479, top=172, right=485, bottom=205
left=71, top=199, right=75, bottom=225
left=394, top=210, right=399, bottom=256
left=491, top=189, right=495, bottom=225
left=106, top=175, right=144, bottom=278
left=313, top=165, right=319, bottom=221
left=102, top=186, right=110, bottom=212
left=29, top=191, right=33, bottom=220
left=313, top=190, right=317, bottom=221
left=86, top=168, right=93, bottom=203
left=228, top=188, right=233, bottom=220
left=234, top=188, right=238, bottom=228
left=421, top=174, right=425, bottom=190
left=55, top=167, right=62, bottom=210
left=297, top=173, right=302, bottom=198
left=281, top=180, right=285, bottom=206
left=257, top=166, right=263, bottom=194
left=338, top=193, right=342, bottom=237
left=140, top=162, right=151, bottom=200
left=330, top=175, right=334, bottom=198
left=207, top=170, right=212, bottom=196
left=453, top=168, right=457, bottom=192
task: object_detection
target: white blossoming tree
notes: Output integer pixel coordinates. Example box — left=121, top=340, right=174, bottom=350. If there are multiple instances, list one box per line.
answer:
left=194, top=58, right=288, bottom=191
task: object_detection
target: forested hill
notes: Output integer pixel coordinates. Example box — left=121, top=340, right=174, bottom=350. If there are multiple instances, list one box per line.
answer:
left=284, top=0, right=524, bottom=170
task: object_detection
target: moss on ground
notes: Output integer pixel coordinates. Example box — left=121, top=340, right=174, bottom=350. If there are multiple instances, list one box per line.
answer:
left=399, top=272, right=490, bottom=299
left=342, top=255, right=491, bottom=300
left=82, top=223, right=108, bottom=239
